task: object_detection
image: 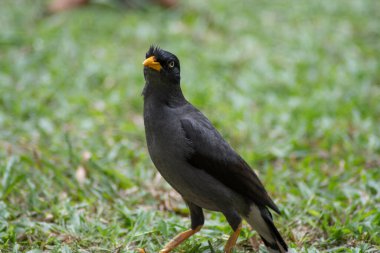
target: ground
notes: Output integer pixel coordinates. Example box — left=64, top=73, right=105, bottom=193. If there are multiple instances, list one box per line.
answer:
left=0, top=0, right=379, bottom=252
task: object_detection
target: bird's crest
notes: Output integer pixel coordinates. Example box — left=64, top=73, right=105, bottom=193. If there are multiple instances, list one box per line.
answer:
left=146, top=45, right=163, bottom=59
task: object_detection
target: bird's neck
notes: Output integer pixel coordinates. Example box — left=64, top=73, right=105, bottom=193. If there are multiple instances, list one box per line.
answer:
left=143, top=82, right=187, bottom=107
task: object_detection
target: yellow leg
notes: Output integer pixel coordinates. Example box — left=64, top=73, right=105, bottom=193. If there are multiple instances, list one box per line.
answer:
left=159, top=225, right=202, bottom=253
left=224, top=223, right=242, bottom=253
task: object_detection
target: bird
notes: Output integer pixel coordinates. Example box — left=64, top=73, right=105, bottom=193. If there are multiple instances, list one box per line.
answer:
left=141, top=46, right=288, bottom=253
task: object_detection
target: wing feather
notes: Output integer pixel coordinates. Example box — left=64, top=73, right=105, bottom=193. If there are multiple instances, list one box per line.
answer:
left=180, top=111, right=280, bottom=213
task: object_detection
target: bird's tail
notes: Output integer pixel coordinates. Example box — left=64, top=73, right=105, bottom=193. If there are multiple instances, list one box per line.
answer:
left=244, top=204, right=288, bottom=253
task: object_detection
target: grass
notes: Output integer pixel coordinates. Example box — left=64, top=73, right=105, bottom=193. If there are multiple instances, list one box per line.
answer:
left=1, top=0, right=380, bottom=252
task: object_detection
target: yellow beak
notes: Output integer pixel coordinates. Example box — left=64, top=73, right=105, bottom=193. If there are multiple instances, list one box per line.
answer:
left=143, top=56, right=162, bottom=71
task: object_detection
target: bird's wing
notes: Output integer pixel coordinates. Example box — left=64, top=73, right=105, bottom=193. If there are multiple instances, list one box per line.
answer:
left=180, top=110, right=280, bottom=214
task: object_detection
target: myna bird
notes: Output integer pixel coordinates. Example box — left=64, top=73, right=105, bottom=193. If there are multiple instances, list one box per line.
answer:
left=142, top=46, right=288, bottom=253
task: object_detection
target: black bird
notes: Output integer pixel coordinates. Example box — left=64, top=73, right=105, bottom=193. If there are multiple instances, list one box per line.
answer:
left=142, top=46, right=288, bottom=253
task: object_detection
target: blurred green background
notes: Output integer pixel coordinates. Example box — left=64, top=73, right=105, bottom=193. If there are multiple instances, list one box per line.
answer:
left=0, top=0, right=379, bottom=252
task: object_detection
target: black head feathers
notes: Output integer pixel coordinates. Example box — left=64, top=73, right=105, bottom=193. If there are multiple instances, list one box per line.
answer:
left=145, top=45, right=180, bottom=72
left=142, top=46, right=184, bottom=101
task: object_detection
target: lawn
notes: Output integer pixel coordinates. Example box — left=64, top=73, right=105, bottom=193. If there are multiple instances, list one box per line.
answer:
left=0, top=0, right=379, bottom=252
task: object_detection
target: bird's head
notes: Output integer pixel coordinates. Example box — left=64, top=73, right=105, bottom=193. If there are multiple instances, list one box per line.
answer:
left=143, top=46, right=181, bottom=86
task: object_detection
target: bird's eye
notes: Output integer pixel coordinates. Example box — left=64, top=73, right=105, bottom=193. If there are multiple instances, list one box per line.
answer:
left=168, top=61, right=175, bottom=68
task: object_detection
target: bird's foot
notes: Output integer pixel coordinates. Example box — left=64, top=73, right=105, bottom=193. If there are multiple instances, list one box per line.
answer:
left=159, top=225, right=202, bottom=253
left=136, top=248, right=146, bottom=253
left=224, top=223, right=242, bottom=253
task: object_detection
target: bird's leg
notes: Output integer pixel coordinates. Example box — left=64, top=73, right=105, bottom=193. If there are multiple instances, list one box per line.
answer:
left=159, top=225, right=202, bottom=253
left=160, top=201, right=204, bottom=253
left=224, top=222, right=242, bottom=253
left=223, top=211, right=243, bottom=253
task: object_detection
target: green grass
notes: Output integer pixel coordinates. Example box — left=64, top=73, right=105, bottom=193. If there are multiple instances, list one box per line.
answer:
left=1, top=0, right=380, bottom=252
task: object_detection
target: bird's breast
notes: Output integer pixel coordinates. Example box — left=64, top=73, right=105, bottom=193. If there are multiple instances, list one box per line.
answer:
left=143, top=102, right=190, bottom=169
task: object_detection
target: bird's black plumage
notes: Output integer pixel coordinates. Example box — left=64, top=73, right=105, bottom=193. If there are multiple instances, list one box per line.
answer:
left=180, top=114, right=280, bottom=214
left=146, top=45, right=181, bottom=71
left=142, top=46, right=288, bottom=253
